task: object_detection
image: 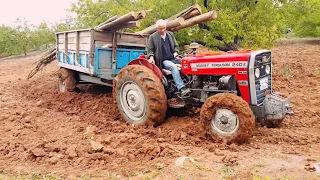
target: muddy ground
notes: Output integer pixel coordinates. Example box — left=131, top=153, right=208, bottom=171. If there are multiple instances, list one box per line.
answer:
left=0, top=39, right=319, bottom=180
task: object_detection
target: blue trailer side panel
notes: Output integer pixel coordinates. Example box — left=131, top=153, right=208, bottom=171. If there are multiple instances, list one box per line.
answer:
left=94, top=47, right=145, bottom=80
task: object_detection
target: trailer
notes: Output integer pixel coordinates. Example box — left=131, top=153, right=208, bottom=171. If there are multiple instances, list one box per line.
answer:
left=56, top=28, right=148, bottom=89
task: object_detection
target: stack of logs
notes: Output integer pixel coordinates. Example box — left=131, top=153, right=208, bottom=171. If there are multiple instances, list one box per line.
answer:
left=94, top=4, right=217, bottom=34
left=94, top=10, right=147, bottom=31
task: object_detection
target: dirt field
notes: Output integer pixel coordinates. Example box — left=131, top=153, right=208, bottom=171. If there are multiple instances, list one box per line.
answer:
left=0, top=39, right=319, bottom=180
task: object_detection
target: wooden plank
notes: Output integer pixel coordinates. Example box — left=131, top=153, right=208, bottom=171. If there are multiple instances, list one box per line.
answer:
left=116, top=33, right=148, bottom=46
left=67, top=44, right=90, bottom=51
left=93, top=31, right=113, bottom=42
left=76, top=31, right=80, bottom=62
left=55, top=28, right=91, bottom=34
left=79, top=31, right=91, bottom=37
left=57, top=33, right=65, bottom=39
left=58, top=38, right=65, bottom=44
left=79, top=36, right=91, bottom=44
left=58, top=44, right=65, bottom=50
left=89, top=30, right=95, bottom=66
left=95, top=41, right=113, bottom=48
left=64, top=33, right=68, bottom=62
left=56, top=34, right=59, bottom=51
left=68, top=32, right=77, bottom=38
left=112, top=32, right=117, bottom=69
left=67, top=37, right=77, bottom=44
left=117, top=42, right=146, bottom=47
left=80, top=44, right=91, bottom=51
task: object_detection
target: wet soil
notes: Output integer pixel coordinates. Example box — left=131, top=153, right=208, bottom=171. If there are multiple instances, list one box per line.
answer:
left=0, top=39, right=319, bottom=179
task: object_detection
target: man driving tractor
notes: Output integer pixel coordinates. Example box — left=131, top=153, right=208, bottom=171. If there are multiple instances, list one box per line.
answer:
left=146, top=19, right=191, bottom=97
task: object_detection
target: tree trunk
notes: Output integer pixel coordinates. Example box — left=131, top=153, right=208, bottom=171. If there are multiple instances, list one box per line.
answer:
left=136, top=4, right=202, bottom=35
left=95, top=15, right=120, bottom=29
left=168, top=4, right=202, bottom=20
left=168, top=11, right=217, bottom=32
left=95, top=11, right=141, bottom=31
left=136, top=17, right=185, bottom=35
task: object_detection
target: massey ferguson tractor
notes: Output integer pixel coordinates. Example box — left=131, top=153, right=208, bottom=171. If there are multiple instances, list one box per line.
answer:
left=55, top=28, right=293, bottom=143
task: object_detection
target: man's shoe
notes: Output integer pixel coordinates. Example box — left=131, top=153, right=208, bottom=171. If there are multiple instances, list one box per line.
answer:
left=180, top=87, right=191, bottom=97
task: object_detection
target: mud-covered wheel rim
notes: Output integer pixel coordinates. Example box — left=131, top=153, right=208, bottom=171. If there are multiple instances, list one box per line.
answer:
left=211, top=108, right=239, bottom=136
left=58, top=76, right=66, bottom=93
left=119, top=80, right=147, bottom=122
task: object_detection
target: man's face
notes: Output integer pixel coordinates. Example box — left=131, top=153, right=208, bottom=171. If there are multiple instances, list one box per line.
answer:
left=157, top=25, right=166, bottom=35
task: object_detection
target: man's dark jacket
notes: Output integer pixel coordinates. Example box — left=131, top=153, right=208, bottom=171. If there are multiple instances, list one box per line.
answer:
left=146, top=31, right=179, bottom=70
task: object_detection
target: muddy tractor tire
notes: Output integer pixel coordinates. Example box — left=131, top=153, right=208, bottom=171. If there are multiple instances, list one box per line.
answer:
left=262, top=119, right=283, bottom=128
left=200, top=93, right=255, bottom=144
left=113, top=65, right=167, bottom=126
left=57, top=68, right=77, bottom=93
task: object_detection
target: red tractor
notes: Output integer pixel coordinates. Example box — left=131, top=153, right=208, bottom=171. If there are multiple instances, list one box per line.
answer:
left=113, top=43, right=293, bottom=143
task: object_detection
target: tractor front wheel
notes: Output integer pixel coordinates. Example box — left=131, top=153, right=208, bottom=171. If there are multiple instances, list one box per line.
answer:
left=200, top=93, right=255, bottom=144
left=113, top=65, right=167, bottom=126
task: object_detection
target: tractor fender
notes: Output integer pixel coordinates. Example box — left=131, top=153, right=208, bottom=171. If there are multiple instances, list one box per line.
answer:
left=128, top=58, right=163, bottom=80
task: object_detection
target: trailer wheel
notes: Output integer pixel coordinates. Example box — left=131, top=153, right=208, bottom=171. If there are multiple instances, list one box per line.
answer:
left=57, top=68, right=77, bottom=93
left=262, top=119, right=283, bottom=128
left=113, top=65, right=167, bottom=126
left=200, top=93, right=255, bottom=144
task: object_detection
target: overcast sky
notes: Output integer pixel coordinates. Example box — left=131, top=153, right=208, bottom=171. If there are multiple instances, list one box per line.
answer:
left=0, top=0, right=78, bottom=27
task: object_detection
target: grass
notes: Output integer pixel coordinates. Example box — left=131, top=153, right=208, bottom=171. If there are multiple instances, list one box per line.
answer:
left=138, top=163, right=165, bottom=180
left=255, top=163, right=265, bottom=168
left=312, top=66, right=320, bottom=76
left=282, top=65, right=291, bottom=77
left=219, top=165, right=236, bottom=180
left=0, top=173, right=60, bottom=180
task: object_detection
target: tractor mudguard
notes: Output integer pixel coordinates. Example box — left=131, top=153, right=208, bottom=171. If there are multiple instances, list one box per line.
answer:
left=128, top=59, right=163, bottom=80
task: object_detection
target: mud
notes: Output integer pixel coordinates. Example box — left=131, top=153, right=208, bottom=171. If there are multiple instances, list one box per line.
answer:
left=0, top=39, right=319, bottom=179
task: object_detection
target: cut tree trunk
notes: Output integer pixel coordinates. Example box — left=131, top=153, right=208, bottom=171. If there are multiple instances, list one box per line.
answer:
left=136, top=4, right=202, bottom=35
left=183, top=9, right=202, bottom=20
left=168, top=11, right=217, bottom=32
left=95, top=11, right=145, bottom=31
left=136, top=17, right=185, bottom=35
left=95, top=15, right=120, bottom=29
left=168, top=4, right=202, bottom=20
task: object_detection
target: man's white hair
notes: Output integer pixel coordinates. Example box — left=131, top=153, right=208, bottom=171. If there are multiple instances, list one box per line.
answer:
left=156, top=19, right=167, bottom=28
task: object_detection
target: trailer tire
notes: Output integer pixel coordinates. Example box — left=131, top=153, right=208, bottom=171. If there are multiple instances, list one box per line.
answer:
left=113, top=65, right=167, bottom=126
left=200, top=93, right=255, bottom=144
left=57, top=68, right=77, bottom=93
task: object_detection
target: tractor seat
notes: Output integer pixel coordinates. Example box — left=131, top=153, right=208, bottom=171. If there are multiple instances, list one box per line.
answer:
left=161, top=64, right=182, bottom=76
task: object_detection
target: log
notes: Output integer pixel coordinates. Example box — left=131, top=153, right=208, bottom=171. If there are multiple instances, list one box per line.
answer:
left=113, top=21, right=141, bottom=31
left=168, top=4, right=202, bottom=20
left=136, top=4, right=201, bottom=34
left=94, top=15, right=120, bottom=29
left=96, top=11, right=139, bottom=31
left=136, top=10, right=147, bottom=20
left=168, top=11, right=217, bottom=32
left=183, top=8, right=201, bottom=20
left=136, top=17, right=185, bottom=35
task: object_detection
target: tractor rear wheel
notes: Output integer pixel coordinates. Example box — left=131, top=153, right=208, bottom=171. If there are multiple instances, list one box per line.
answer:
left=57, top=68, right=77, bottom=93
left=200, top=93, right=255, bottom=144
left=113, top=65, right=167, bottom=126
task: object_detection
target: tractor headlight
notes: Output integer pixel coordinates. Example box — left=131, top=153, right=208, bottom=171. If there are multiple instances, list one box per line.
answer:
left=255, top=68, right=260, bottom=78
left=265, top=65, right=271, bottom=74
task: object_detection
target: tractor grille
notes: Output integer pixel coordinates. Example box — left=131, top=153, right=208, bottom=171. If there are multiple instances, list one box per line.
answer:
left=254, top=52, right=272, bottom=105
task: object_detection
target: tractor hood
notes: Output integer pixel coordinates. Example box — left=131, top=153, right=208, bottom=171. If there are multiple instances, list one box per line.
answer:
left=181, top=49, right=256, bottom=75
